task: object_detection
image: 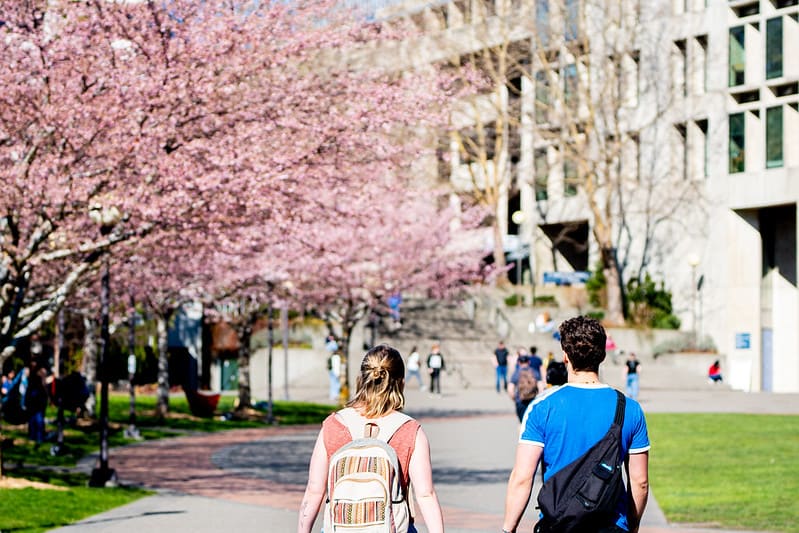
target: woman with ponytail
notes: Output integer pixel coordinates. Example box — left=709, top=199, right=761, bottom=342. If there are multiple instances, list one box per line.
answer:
left=298, top=344, right=444, bottom=533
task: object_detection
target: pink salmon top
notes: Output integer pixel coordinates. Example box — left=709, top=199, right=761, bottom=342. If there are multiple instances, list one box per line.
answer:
left=322, top=411, right=420, bottom=490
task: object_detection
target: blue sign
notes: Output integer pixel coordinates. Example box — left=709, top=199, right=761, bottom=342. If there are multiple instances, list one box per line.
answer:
left=735, top=333, right=751, bottom=350
left=543, top=271, right=590, bottom=286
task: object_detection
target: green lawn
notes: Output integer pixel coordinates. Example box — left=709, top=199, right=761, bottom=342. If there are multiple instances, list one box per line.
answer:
left=1, top=394, right=335, bottom=531
left=648, top=413, right=799, bottom=532
left=2, top=393, right=335, bottom=467
left=0, top=469, right=150, bottom=533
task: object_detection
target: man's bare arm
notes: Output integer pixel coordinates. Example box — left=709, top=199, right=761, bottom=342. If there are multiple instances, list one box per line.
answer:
left=626, top=451, right=649, bottom=533
left=503, top=443, right=542, bottom=533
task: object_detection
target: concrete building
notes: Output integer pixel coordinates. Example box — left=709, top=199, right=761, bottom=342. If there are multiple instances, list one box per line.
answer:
left=365, top=0, right=799, bottom=392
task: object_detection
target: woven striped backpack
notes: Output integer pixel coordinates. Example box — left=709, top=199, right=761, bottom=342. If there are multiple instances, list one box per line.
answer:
left=324, top=409, right=412, bottom=533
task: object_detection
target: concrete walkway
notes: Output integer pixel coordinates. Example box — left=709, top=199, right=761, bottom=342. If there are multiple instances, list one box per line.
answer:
left=50, top=382, right=798, bottom=533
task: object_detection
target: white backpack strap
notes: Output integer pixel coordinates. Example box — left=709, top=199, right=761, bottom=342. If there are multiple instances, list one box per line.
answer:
left=337, top=408, right=412, bottom=442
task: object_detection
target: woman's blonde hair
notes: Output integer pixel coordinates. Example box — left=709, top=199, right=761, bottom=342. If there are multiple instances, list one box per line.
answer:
left=347, top=344, right=405, bottom=418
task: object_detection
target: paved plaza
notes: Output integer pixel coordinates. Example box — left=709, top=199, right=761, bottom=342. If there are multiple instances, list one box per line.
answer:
left=50, top=380, right=798, bottom=533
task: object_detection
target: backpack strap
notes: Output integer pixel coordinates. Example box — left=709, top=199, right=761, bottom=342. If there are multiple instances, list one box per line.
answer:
left=612, top=390, right=626, bottom=429
left=336, top=407, right=412, bottom=442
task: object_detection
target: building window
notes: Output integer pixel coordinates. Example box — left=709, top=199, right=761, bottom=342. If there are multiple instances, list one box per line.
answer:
left=563, top=157, right=578, bottom=196
left=766, top=106, right=784, bottom=169
left=676, top=123, right=688, bottom=180
left=534, top=148, right=549, bottom=201
left=564, top=63, right=578, bottom=113
left=696, top=119, right=709, bottom=178
left=766, top=17, right=783, bottom=80
left=564, top=0, right=579, bottom=42
left=536, top=0, right=550, bottom=46
left=535, top=71, right=549, bottom=124
left=674, top=39, right=687, bottom=97
left=729, top=112, right=745, bottom=173
left=695, top=35, right=708, bottom=94
left=729, top=26, right=745, bottom=87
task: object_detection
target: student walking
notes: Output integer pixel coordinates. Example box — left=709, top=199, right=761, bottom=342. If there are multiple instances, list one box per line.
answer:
left=426, top=343, right=445, bottom=395
left=493, top=340, right=509, bottom=392
left=405, top=346, right=425, bottom=390
left=507, top=354, right=538, bottom=422
left=297, top=344, right=444, bottom=533
left=625, top=352, right=641, bottom=400
left=503, top=316, right=650, bottom=533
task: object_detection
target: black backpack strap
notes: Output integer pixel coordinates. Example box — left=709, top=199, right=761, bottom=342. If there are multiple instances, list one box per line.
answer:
left=613, top=390, right=626, bottom=428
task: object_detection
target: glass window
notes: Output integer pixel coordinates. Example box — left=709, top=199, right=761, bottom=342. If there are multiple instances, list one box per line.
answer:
left=766, top=17, right=783, bottom=80
left=534, top=148, right=548, bottom=201
left=536, top=0, right=550, bottom=46
left=564, top=64, right=578, bottom=112
left=535, top=71, right=549, bottom=124
left=696, top=119, right=709, bottom=178
left=729, top=26, right=745, bottom=87
left=564, top=158, right=578, bottom=196
left=766, top=106, right=784, bottom=169
left=564, top=0, right=579, bottom=42
left=729, top=112, right=745, bottom=173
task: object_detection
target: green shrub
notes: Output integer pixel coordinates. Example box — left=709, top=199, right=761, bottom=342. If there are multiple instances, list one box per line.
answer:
left=585, top=262, right=606, bottom=309
left=533, top=295, right=558, bottom=306
left=626, top=273, right=681, bottom=330
left=504, top=293, right=520, bottom=307
left=586, top=310, right=605, bottom=321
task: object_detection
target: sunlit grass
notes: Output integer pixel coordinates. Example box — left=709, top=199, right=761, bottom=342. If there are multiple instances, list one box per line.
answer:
left=648, top=413, right=799, bottom=532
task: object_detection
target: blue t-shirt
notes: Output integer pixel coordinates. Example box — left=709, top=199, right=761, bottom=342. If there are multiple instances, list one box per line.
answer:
left=519, top=384, right=650, bottom=531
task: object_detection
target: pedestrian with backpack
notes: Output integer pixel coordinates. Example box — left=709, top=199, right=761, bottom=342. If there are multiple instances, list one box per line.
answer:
left=507, top=354, right=538, bottom=422
left=503, top=316, right=650, bottom=533
left=297, top=344, right=444, bottom=533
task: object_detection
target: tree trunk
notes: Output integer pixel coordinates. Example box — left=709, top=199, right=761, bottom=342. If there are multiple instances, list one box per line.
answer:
left=266, top=303, right=274, bottom=423
left=155, top=314, right=170, bottom=419
left=235, top=321, right=253, bottom=412
left=601, top=246, right=626, bottom=326
left=82, top=315, right=98, bottom=417
left=340, top=313, right=356, bottom=404
left=492, top=218, right=509, bottom=286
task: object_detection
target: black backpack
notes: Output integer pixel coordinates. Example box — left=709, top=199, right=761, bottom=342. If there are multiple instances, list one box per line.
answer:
left=535, top=390, right=626, bottom=533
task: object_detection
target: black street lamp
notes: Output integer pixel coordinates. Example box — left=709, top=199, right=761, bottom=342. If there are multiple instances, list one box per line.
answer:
left=88, top=205, right=120, bottom=487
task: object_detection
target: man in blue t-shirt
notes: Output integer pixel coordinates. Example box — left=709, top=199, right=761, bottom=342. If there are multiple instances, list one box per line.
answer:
left=503, top=316, right=650, bottom=533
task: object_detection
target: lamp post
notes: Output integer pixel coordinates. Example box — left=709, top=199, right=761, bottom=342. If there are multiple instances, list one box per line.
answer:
left=687, top=254, right=700, bottom=350
left=124, top=294, right=141, bottom=440
left=511, top=210, right=526, bottom=287
left=88, top=205, right=120, bottom=487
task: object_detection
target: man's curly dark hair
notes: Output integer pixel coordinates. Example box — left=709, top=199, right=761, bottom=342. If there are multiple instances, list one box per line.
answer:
left=559, top=316, right=607, bottom=372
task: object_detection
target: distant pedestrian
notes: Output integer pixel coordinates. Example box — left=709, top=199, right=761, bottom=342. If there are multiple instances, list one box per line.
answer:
left=327, top=352, right=342, bottom=401
left=545, top=359, right=568, bottom=387
left=528, top=346, right=544, bottom=393
left=406, top=346, right=425, bottom=390
left=708, top=359, right=723, bottom=383
left=25, top=363, right=49, bottom=445
left=427, top=343, right=445, bottom=395
left=508, top=354, right=538, bottom=422
left=297, top=344, right=444, bottom=533
left=387, top=291, right=402, bottom=325
left=625, top=352, right=641, bottom=400
left=325, top=334, right=339, bottom=354
left=1, top=368, right=15, bottom=397
left=325, top=336, right=342, bottom=402
left=493, top=340, right=509, bottom=393
left=606, top=334, right=619, bottom=364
